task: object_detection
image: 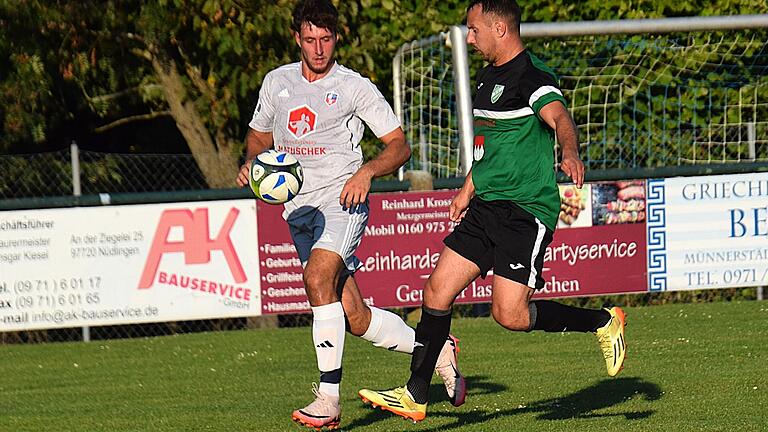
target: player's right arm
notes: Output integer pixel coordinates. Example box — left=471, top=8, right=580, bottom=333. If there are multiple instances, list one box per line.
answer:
left=237, top=129, right=274, bottom=187
left=449, top=170, right=475, bottom=222
left=237, top=72, right=277, bottom=188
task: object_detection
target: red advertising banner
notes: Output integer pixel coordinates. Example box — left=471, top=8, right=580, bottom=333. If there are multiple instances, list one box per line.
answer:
left=256, top=186, right=648, bottom=314
left=256, top=202, right=308, bottom=315
left=536, top=223, right=647, bottom=300
left=356, top=190, right=459, bottom=308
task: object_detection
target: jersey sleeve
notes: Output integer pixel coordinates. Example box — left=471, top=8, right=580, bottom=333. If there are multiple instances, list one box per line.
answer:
left=353, top=78, right=401, bottom=138
left=248, top=72, right=276, bottom=132
left=519, top=70, right=567, bottom=119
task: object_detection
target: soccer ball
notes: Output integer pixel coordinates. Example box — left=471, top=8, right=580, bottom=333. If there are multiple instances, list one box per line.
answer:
left=249, top=150, right=303, bottom=204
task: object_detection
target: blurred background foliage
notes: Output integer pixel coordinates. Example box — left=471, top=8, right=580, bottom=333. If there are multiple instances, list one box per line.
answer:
left=1, top=0, right=766, bottom=187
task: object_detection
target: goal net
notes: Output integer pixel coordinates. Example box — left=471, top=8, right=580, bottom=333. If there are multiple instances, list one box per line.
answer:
left=395, top=32, right=462, bottom=178
left=394, top=24, right=768, bottom=178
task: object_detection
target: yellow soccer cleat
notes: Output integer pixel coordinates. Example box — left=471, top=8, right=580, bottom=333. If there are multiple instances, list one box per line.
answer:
left=595, top=306, right=627, bottom=377
left=358, top=386, right=427, bottom=423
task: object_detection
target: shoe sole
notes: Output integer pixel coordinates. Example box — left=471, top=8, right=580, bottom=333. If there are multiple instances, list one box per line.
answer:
left=291, top=414, right=340, bottom=431
left=446, top=335, right=466, bottom=407
left=359, top=395, right=425, bottom=423
left=452, top=374, right=467, bottom=407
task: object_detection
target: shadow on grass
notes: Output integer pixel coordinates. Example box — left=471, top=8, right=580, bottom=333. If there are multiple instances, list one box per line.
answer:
left=347, top=376, right=662, bottom=431
left=524, top=377, right=662, bottom=420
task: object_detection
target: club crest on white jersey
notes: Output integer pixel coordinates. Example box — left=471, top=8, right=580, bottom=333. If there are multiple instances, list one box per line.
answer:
left=325, top=91, right=339, bottom=106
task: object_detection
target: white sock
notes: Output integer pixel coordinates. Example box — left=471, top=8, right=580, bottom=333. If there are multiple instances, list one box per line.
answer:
left=360, top=306, right=416, bottom=354
left=311, top=302, right=345, bottom=397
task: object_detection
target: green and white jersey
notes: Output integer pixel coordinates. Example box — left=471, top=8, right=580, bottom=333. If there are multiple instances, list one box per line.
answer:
left=471, top=50, right=565, bottom=231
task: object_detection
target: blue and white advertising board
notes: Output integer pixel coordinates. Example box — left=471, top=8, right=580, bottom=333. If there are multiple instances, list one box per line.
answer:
left=647, top=173, right=768, bottom=291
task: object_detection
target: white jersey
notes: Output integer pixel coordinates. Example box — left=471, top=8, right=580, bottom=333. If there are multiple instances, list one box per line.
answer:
left=249, top=62, right=400, bottom=207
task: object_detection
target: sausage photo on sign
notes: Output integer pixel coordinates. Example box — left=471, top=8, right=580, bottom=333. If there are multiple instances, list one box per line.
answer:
left=592, top=180, right=647, bottom=225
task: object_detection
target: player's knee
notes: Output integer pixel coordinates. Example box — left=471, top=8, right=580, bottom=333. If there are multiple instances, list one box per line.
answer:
left=492, top=307, right=529, bottom=331
left=423, top=278, right=437, bottom=299
left=303, top=272, right=336, bottom=304
left=303, top=271, right=327, bottom=292
left=422, top=277, right=446, bottom=304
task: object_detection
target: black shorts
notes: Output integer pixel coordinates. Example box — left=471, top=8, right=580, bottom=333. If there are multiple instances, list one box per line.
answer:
left=444, top=197, right=554, bottom=289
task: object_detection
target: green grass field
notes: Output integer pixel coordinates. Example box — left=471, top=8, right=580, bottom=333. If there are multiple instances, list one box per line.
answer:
left=1, top=301, right=766, bottom=431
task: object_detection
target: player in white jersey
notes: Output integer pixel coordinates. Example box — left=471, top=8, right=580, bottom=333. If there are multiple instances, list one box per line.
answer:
left=235, top=1, right=465, bottom=429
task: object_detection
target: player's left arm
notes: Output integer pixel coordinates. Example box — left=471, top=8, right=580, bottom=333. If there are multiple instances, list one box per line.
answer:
left=540, top=101, right=584, bottom=188
left=340, top=127, right=410, bottom=208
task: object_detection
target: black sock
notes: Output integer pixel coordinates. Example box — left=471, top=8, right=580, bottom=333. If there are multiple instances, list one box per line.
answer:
left=320, top=367, right=342, bottom=385
left=529, top=300, right=610, bottom=332
left=406, top=306, right=451, bottom=404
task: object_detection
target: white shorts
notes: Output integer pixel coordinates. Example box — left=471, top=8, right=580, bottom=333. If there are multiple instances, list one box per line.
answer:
left=284, top=197, right=368, bottom=274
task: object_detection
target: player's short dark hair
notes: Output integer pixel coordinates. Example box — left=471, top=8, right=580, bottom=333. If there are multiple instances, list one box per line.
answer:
left=468, top=0, right=522, bottom=32
left=291, top=0, right=339, bottom=35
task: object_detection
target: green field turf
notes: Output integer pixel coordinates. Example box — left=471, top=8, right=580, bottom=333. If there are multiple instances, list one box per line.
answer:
left=1, top=301, right=766, bottom=431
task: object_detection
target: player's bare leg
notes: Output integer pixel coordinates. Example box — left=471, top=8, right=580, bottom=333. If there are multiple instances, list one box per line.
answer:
left=489, top=276, right=535, bottom=331
left=422, top=247, right=481, bottom=311
left=338, top=274, right=371, bottom=336
left=303, top=248, right=344, bottom=306
left=292, top=249, right=345, bottom=430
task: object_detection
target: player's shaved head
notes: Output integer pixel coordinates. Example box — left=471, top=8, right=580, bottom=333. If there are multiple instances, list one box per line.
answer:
left=467, top=0, right=522, bottom=33
left=291, top=0, right=339, bottom=36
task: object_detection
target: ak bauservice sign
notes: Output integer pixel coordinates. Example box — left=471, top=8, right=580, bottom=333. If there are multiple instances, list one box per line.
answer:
left=0, top=200, right=261, bottom=331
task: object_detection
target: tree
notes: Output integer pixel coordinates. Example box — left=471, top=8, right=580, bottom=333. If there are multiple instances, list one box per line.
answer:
left=1, top=0, right=764, bottom=190
left=1, top=0, right=296, bottom=188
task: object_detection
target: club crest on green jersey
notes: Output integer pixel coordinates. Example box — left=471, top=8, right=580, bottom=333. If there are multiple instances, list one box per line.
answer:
left=491, top=84, right=505, bottom=103
left=473, top=135, right=485, bottom=161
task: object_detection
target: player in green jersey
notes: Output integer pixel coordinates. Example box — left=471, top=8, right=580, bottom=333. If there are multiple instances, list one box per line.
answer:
left=358, top=0, right=627, bottom=422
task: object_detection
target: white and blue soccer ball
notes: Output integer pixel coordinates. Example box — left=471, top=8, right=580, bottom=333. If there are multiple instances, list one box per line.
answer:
left=249, top=150, right=303, bottom=205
